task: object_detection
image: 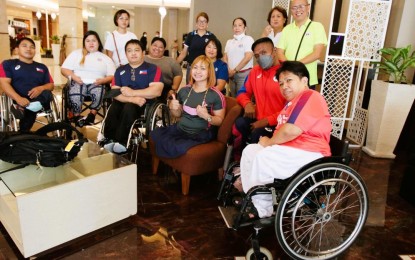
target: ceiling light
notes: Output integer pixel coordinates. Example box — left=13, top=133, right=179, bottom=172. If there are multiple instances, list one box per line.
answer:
left=159, top=6, right=167, bottom=17
left=36, top=11, right=42, bottom=19
left=51, top=12, right=56, bottom=20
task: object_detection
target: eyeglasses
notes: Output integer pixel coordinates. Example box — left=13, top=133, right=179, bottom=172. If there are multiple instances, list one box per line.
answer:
left=290, top=4, right=309, bottom=11
left=197, top=20, right=207, bottom=24
left=131, top=68, right=135, bottom=81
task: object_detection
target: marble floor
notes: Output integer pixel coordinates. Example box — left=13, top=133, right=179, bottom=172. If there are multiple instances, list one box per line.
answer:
left=0, top=146, right=414, bottom=259
left=1, top=59, right=414, bottom=259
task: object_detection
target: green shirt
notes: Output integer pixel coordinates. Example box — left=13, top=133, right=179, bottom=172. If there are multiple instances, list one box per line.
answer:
left=177, top=86, right=224, bottom=135
left=277, top=19, right=327, bottom=85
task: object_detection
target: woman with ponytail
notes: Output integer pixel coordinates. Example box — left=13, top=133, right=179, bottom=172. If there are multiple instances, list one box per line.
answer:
left=61, top=30, right=116, bottom=126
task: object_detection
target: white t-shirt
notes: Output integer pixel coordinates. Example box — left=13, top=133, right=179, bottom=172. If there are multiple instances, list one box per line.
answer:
left=268, top=31, right=282, bottom=47
left=224, top=34, right=254, bottom=70
left=104, top=30, right=138, bottom=67
left=62, top=49, right=116, bottom=84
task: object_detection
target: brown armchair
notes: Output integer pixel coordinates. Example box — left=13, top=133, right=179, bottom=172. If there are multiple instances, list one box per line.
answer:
left=150, top=96, right=242, bottom=195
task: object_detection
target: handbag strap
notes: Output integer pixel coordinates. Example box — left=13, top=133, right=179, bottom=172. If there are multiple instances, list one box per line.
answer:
left=294, top=21, right=312, bottom=61
left=112, top=32, right=122, bottom=65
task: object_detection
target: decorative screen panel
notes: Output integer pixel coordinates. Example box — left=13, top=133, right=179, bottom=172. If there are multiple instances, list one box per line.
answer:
left=321, top=57, right=355, bottom=119
left=330, top=119, right=345, bottom=140
left=346, top=107, right=368, bottom=146
left=272, top=0, right=290, bottom=11
left=344, top=0, right=391, bottom=61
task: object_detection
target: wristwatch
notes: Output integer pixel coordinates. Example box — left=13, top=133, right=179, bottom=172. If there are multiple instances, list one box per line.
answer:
left=207, top=115, right=212, bottom=122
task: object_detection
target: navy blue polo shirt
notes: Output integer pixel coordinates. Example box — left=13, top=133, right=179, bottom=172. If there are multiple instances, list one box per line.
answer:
left=185, top=30, right=215, bottom=65
left=112, top=62, right=162, bottom=90
left=0, top=59, right=53, bottom=98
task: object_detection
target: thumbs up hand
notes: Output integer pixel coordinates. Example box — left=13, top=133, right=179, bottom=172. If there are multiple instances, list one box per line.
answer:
left=196, top=104, right=208, bottom=119
left=169, top=93, right=180, bottom=110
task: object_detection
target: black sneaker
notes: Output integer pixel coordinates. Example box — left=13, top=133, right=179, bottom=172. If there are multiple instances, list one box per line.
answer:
left=84, top=113, right=96, bottom=125
left=76, top=113, right=95, bottom=127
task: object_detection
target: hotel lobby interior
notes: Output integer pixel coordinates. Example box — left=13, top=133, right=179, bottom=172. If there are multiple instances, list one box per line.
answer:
left=1, top=0, right=415, bottom=259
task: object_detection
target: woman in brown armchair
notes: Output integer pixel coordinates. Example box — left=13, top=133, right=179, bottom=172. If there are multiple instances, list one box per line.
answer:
left=150, top=55, right=226, bottom=158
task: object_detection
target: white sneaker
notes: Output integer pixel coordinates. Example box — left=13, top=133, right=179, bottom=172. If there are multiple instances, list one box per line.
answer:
left=113, top=143, right=127, bottom=154
left=103, top=142, right=115, bottom=153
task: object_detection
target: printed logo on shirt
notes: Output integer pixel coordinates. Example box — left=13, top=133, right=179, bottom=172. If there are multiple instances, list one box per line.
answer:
left=14, top=65, right=21, bottom=70
left=238, top=44, right=243, bottom=48
left=120, top=70, right=125, bottom=75
left=278, top=101, right=292, bottom=125
left=205, top=39, right=209, bottom=43
left=257, top=73, right=262, bottom=79
left=277, top=113, right=289, bottom=126
left=215, top=67, right=218, bottom=72
left=36, top=67, right=44, bottom=73
left=97, top=58, right=102, bottom=62
left=139, top=70, right=147, bottom=75
left=305, top=32, right=311, bottom=37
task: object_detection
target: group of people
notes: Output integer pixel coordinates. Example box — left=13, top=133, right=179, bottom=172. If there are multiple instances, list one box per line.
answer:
left=0, top=0, right=332, bottom=220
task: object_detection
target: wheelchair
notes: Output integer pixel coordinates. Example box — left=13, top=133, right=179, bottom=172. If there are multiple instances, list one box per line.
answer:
left=98, top=99, right=171, bottom=163
left=1, top=92, right=61, bottom=134
left=217, top=136, right=369, bottom=260
left=60, top=81, right=111, bottom=127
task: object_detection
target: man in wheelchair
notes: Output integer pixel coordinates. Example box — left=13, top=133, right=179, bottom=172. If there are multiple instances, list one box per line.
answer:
left=0, top=37, right=54, bottom=132
left=238, top=61, right=331, bottom=219
left=102, top=39, right=163, bottom=154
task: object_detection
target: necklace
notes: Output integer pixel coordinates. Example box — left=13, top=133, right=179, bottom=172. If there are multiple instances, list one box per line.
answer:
left=183, top=87, right=209, bottom=107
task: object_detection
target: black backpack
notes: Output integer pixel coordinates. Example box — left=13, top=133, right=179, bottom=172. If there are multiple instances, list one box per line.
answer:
left=0, top=122, right=86, bottom=167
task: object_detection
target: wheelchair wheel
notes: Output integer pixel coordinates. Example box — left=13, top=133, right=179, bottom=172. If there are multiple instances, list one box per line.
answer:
left=275, top=163, right=368, bottom=260
left=0, top=94, right=18, bottom=131
left=145, top=101, right=170, bottom=139
left=246, top=247, right=273, bottom=260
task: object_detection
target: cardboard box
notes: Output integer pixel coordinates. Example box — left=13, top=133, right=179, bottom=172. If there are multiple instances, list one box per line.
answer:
left=0, top=143, right=137, bottom=257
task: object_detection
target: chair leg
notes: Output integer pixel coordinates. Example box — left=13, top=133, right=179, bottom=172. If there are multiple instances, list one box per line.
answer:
left=181, top=173, right=190, bottom=195
left=152, top=156, right=160, bottom=175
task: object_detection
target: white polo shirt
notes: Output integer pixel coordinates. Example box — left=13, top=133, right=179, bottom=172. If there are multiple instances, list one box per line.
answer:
left=62, top=49, right=116, bottom=84
left=224, top=34, right=254, bottom=71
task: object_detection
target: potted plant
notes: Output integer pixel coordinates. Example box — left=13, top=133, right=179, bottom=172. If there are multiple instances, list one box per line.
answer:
left=362, top=45, right=415, bottom=158
left=50, top=35, right=60, bottom=44
left=50, top=35, right=61, bottom=64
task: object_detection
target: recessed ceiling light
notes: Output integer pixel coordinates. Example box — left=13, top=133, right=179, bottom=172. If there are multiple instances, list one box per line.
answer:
left=22, top=5, right=26, bottom=8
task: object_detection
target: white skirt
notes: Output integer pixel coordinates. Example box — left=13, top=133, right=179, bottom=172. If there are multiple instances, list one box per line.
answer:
left=240, top=143, right=323, bottom=217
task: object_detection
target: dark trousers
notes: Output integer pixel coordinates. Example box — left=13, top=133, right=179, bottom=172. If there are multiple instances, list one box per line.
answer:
left=19, top=90, right=52, bottom=132
left=103, top=100, right=146, bottom=145
left=234, top=116, right=274, bottom=149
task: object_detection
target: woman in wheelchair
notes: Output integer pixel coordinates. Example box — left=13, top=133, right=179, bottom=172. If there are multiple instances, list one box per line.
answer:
left=238, top=61, right=332, bottom=219
left=61, top=30, right=116, bottom=127
left=103, top=39, right=163, bottom=154
left=150, top=55, right=225, bottom=158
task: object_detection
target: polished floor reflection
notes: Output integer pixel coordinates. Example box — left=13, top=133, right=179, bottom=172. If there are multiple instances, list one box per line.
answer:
left=0, top=147, right=414, bottom=259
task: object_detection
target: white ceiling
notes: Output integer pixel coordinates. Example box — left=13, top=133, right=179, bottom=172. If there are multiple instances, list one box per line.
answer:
left=7, top=0, right=191, bottom=14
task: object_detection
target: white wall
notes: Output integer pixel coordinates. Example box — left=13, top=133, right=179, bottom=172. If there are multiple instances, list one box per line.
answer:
left=192, top=0, right=272, bottom=47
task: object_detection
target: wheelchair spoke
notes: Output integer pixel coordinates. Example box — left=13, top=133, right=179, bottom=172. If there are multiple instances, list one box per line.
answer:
left=276, top=163, right=368, bottom=259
